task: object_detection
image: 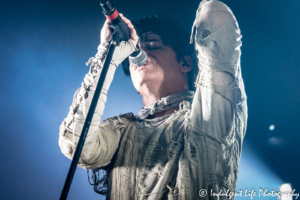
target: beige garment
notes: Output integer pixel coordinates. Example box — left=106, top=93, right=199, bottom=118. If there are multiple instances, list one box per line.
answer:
left=59, top=0, right=247, bottom=199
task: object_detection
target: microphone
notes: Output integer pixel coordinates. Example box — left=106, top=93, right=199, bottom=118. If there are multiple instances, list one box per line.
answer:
left=100, top=0, right=147, bottom=67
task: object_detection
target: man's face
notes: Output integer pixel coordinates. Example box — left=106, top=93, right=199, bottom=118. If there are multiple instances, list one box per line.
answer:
left=129, top=32, right=186, bottom=95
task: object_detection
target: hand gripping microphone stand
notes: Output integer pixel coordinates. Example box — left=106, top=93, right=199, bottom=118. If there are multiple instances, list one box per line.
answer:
left=59, top=1, right=130, bottom=199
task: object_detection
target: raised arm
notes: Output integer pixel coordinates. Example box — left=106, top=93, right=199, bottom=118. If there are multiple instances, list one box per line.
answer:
left=190, top=0, right=247, bottom=140
left=59, top=16, right=138, bottom=169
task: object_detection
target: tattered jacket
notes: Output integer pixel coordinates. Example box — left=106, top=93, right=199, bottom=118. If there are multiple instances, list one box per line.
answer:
left=59, top=0, right=247, bottom=199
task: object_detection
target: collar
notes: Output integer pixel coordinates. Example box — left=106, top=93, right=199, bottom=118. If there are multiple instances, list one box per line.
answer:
left=136, top=90, right=194, bottom=120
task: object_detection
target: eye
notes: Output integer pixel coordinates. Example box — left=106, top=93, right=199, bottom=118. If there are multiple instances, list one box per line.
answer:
left=146, top=41, right=161, bottom=50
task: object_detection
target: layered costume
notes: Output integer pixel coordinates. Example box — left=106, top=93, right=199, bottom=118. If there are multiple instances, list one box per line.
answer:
left=59, top=0, right=247, bottom=199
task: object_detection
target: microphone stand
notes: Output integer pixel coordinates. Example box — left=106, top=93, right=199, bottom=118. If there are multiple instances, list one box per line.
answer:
left=59, top=23, right=128, bottom=200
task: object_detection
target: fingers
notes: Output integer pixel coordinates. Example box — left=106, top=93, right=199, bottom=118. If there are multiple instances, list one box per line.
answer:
left=119, top=14, right=133, bottom=28
left=119, top=14, right=139, bottom=45
left=101, top=14, right=139, bottom=45
left=100, top=19, right=113, bottom=43
left=103, top=19, right=110, bottom=29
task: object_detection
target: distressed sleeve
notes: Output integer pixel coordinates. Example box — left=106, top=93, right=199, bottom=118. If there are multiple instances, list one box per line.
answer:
left=186, top=0, right=248, bottom=196
left=190, top=0, right=247, bottom=140
left=58, top=40, right=136, bottom=169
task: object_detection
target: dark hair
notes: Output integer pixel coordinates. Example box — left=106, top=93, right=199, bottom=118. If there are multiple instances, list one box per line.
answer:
left=122, top=14, right=198, bottom=91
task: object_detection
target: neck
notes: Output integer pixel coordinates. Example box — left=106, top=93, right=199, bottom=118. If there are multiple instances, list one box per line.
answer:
left=139, top=82, right=188, bottom=106
left=135, top=89, right=194, bottom=121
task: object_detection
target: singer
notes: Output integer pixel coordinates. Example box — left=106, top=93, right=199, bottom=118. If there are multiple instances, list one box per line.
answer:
left=59, top=0, right=247, bottom=199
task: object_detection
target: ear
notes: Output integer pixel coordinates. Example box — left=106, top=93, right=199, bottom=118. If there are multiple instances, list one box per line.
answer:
left=180, top=55, right=193, bottom=73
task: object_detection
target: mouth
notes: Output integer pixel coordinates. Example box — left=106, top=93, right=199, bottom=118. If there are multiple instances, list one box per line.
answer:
left=136, top=64, right=147, bottom=71
left=130, top=57, right=151, bottom=73
left=135, top=60, right=150, bottom=71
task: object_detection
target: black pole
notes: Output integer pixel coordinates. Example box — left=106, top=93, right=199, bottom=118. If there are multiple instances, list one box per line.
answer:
left=59, top=40, right=117, bottom=200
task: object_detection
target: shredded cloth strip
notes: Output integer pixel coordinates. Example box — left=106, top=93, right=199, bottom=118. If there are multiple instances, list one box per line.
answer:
left=58, top=0, right=247, bottom=199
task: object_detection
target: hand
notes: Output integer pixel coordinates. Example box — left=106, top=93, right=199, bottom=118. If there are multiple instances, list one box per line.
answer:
left=100, top=14, right=139, bottom=46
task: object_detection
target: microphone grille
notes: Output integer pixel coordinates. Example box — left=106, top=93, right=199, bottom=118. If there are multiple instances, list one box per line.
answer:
left=129, top=50, right=147, bottom=67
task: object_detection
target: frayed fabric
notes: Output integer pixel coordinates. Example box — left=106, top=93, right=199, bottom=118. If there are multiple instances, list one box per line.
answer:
left=59, top=0, right=247, bottom=199
left=136, top=90, right=194, bottom=121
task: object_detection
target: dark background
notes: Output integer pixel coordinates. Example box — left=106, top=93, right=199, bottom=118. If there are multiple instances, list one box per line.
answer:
left=0, top=0, right=299, bottom=199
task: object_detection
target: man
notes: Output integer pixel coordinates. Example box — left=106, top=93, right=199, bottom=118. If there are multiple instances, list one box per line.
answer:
left=59, top=0, right=247, bottom=199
